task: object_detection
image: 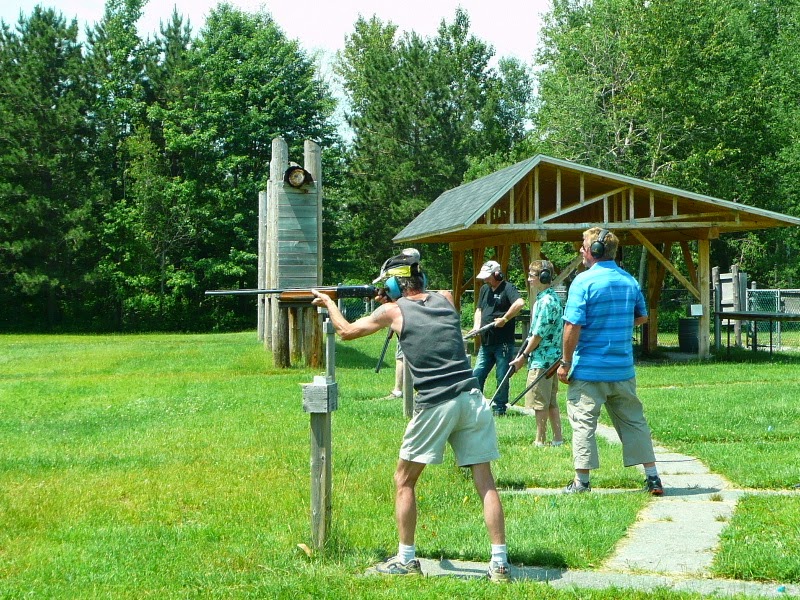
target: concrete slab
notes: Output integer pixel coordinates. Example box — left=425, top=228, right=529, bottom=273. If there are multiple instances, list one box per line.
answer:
left=368, top=558, right=800, bottom=597
left=475, top=402, right=800, bottom=593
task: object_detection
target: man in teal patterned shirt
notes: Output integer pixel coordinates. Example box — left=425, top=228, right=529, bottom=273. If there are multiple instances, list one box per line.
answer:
left=510, top=260, right=564, bottom=446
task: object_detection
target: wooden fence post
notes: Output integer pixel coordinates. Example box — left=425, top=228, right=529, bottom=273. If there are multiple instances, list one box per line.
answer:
left=301, top=317, right=336, bottom=550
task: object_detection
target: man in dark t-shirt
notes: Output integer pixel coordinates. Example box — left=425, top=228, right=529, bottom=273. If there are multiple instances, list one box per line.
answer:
left=466, top=260, right=525, bottom=415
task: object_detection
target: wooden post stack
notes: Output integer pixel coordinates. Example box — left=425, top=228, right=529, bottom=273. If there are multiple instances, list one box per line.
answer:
left=263, top=138, right=324, bottom=368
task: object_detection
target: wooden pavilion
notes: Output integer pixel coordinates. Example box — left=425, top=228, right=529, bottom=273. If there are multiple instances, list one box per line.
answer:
left=392, top=155, right=800, bottom=357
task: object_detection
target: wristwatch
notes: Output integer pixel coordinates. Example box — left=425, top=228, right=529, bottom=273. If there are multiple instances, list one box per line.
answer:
left=560, top=359, right=572, bottom=367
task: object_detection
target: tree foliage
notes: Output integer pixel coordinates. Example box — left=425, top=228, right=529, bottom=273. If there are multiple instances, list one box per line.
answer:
left=529, top=0, right=800, bottom=286
left=0, top=7, right=92, bottom=326
left=3, top=0, right=800, bottom=330
left=0, top=2, right=339, bottom=330
left=334, top=9, right=532, bottom=284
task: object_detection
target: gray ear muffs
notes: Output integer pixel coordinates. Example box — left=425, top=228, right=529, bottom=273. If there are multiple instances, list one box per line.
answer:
left=590, top=229, right=610, bottom=259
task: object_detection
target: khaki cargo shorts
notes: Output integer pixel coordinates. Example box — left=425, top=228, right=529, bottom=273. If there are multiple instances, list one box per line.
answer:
left=399, top=389, right=500, bottom=466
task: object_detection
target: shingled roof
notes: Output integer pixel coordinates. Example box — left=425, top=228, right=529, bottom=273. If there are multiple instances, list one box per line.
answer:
left=393, top=154, right=800, bottom=246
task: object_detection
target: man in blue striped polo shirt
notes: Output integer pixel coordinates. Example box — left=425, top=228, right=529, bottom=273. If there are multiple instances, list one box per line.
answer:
left=557, top=228, right=664, bottom=496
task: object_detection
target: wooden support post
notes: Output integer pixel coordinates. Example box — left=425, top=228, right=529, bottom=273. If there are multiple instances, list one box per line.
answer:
left=274, top=306, right=290, bottom=368
left=289, top=307, right=302, bottom=364
left=258, top=190, right=268, bottom=342
left=698, top=239, right=711, bottom=358
left=472, top=247, right=483, bottom=355
left=732, top=265, right=742, bottom=347
left=713, top=266, right=722, bottom=352
left=268, top=138, right=287, bottom=356
left=301, top=318, right=337, bottom=551
left=305, top=306, right=323, bottom=368
left=520, top=243, right=531, bottom=272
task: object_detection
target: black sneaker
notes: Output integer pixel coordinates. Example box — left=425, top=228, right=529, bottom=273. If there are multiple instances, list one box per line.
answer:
left=374, top=556, right=422, bottom=576
left=645, top=475, right=664, bottom=496
left=563, top=479, right=591, bottom=494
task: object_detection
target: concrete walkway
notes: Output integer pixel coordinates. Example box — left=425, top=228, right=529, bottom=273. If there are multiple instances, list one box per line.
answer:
left=369, top=415, right=800, bottom=597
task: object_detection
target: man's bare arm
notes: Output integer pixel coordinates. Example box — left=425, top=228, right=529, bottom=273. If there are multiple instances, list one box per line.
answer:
left=558, top=321, right=581, bottom=383
left=311, top=289, right=396, bottom=340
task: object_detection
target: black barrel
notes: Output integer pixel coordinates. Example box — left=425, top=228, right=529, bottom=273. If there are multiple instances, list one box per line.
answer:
left=678, top=317, right=700, bottom=353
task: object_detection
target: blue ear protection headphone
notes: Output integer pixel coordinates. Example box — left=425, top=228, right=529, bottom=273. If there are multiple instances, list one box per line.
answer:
left=590, top=229, right=610, bottom=259
left=384, top=271, right=428, bottom=300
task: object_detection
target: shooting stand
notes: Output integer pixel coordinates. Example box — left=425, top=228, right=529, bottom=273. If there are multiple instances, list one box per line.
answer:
left=301, top=316, right=337, bottom=550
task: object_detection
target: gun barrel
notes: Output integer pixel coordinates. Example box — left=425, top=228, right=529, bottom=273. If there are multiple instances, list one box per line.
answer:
left=463, top=322, right=495, bottom=340
left=204, top=284, right=379, bottom=300
left=205, top=288, right=284, bottom=296
left=509, top=355, right=562, bottom=406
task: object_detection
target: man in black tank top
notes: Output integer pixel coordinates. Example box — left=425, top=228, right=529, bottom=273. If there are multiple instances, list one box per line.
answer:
left=311, top=253, right=511, bottom=583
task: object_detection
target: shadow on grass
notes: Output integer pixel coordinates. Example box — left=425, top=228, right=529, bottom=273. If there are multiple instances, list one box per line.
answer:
left=511, top=549, right=569, bottom=569
left=335, top=343, right=382, bottom=370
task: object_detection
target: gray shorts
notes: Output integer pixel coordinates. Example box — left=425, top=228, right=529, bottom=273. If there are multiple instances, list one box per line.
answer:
left=399, top=389, right=500, bottom=466
left=524, top=367, right=559, bottom=410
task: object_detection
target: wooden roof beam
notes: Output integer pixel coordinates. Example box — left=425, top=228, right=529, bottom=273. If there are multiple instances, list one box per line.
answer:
left=630, top=230, right=700, bottom=300
left=539, top=185, right=630, bottom=223
left=450, top=230, right=547, bottom=252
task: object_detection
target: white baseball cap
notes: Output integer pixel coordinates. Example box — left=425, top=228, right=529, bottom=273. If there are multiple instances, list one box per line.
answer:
left=476, top=260, right=501, bottom=280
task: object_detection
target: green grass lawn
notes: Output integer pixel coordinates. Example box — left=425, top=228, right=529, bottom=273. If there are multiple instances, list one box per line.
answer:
left=1, top=332, right=798, bottom=597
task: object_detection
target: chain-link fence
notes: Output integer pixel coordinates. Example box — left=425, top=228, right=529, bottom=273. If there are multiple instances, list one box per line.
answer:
left=746, top=289, right=800, bottom=350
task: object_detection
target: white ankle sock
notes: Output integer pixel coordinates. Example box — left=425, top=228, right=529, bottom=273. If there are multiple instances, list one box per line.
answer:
left=491, top=544, right=507, bottom=565
left=644, top=466, right=659, bottom=478
left=398, top=543, right=415, bottom=563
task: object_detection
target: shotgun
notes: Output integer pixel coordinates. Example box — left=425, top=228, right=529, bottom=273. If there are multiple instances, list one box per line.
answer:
left=509, top=356, right=562, bottom=407
left=488, top=335, right=532, bottom=406
left=463, top=321, right=496, bottom=341
left=204, top=284, right=381, bottom=306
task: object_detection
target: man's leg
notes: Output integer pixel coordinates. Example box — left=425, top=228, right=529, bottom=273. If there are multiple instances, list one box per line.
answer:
left=534, top=410, right=548, bottom=445
left=375, top=458, right=427, bottom=576
left=605, top=380, right=663, bottom=495
left=472, top=345, right=495, bottom=391
left=391, top=358, right=404, bottom=396
left=549, top=405, right=563, bottom=443
left=564, top=380, right=603, bottom=492
left=394, top=458, right=426, bottom=545
left=470, top=462, right=505, bottom=544
left=471, top=461, right=509, bottom=582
